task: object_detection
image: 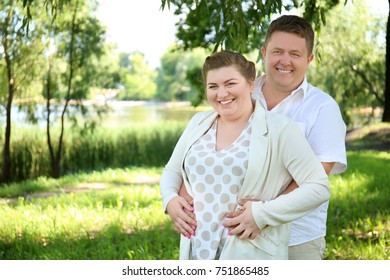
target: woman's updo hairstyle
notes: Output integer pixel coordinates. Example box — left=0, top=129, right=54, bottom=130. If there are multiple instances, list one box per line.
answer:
left=202, top=50, right=256, bottom=86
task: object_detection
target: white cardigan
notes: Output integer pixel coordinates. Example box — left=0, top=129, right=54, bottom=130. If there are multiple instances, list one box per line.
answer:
left=160, top=100, right=330, bottom=259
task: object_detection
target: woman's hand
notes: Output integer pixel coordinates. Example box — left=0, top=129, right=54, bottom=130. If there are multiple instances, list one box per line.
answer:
left=166, top=196, right=197, bottom=239
left=223, top=201, right=260, bottom=239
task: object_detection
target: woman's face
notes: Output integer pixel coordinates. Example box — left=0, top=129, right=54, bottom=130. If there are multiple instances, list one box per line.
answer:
left=206, top=65, right=254, bottom=120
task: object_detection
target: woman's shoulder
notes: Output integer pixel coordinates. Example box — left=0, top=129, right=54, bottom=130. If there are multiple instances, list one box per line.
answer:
left=188, top=109, right=217, bottom=125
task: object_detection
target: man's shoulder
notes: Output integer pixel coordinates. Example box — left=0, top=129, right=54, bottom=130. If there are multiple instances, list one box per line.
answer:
left=304, top=83, right=340, bottom=108
left=306, top=83, right=336, bottom=102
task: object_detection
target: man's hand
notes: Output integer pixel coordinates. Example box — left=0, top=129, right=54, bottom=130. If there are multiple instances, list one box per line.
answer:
left=223, top=201, right=260, bottom=240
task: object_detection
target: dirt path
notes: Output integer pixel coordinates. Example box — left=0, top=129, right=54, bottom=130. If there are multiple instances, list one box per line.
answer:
left=0, top=175, right=160, bottom=205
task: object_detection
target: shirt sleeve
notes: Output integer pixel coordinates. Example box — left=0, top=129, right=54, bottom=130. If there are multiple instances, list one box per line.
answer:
left=307, top=99, right=347, bottom=174
left=159, top=114, right=198, bottom=212
left=252, top=122, right=331, bottom=229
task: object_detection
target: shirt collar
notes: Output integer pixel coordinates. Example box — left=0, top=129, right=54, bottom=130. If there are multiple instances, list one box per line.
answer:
left=257, top=74, right=309, bottom=100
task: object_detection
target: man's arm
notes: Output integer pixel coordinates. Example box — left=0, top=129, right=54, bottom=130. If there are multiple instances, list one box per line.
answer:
left=280, top=162, right=334, bottom=195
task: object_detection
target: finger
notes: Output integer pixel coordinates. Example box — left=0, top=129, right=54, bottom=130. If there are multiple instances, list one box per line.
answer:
left=248, top=232, right=257, bottom=240
left=227, top=223, right=245, bottom=236
left=237, top=198, right=260, bottom=206
left=183, top=208, right=197, bottom=229
left=225, top=210, right=242, bottom=219
left=222, top=217, right=238, bottom=228
left=177, top=197, right=194, bottom=212
left=175, top=218, right=195, bottom=237
left=238, top=230, right=251, bottom=240
left=178, top=184, right=193, bottom=204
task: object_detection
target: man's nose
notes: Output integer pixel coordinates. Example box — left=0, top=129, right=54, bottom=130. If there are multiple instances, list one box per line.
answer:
left=279, top=53, right=291, bottom=65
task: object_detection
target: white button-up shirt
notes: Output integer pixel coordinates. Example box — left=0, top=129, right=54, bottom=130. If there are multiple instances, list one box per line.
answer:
left=253, top=74, right=347, bottom=246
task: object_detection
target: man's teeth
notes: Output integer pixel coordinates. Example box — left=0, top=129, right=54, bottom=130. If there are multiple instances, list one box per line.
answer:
left=278, top=69, right=292, bottom=74
left=219, top=100, right=233, bottom=105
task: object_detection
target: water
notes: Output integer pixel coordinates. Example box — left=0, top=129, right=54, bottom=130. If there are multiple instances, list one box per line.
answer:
left=1, top=101, right=210, bottom=128
left=1, top=101, right=382, bottom=129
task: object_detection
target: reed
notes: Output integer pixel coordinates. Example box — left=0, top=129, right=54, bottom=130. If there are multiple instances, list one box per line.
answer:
left=0, top=121, right=185, bottom=181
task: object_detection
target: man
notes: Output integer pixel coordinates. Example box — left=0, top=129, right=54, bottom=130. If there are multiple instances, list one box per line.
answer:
left=228, top=15, right=347, bottom=259
left=167, top=15, right=347, bottom=260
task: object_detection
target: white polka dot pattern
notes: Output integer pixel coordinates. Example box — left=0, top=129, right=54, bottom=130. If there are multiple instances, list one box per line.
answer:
left=184, top=116, right=253, bottom=260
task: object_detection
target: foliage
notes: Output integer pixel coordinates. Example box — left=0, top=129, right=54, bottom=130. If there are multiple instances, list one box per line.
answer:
left=161, top=0, right=389, bottom=124
left=116, top=52, right=157, bottom=100
left=0, top=0, right=49, bottom=182
left=156, top=45, right=208, bottom=104
left=87, top=43, right=122, bottom=91
left=307, top=0, right=386, bottom=128
left=42, top=0, right=106, bottom=178
left=0, top=121, right=185, bottom=182
left=161, top=0, right=342, bottom=57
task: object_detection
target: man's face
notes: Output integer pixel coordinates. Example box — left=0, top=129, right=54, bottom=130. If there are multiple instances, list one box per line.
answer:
left=262, top=31, right=314, bottom=93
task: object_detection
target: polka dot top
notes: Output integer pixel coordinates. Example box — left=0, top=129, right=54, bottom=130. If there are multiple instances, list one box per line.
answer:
left=184, top=115, right=253, bottom=260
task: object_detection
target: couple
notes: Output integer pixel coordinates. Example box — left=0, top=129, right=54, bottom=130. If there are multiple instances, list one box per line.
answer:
left=159, top=15, right=347, bottom=260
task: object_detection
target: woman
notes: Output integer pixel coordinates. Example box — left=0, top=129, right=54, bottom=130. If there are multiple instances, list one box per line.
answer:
left=159, top=50, right=329, bottom=259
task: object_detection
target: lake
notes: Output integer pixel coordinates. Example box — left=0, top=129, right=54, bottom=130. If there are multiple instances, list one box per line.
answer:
left=4, top=101, right=211, bottom=128
left=2, top=101, right=382, bottom=130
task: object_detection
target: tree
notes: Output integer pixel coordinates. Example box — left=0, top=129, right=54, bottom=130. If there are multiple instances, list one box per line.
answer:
left=161, top=0, right=390, bottom=122
left=117, top=52, right=157, bottom=100
left=383, top=0, right=390, bottom=122
left=161, top=0, right=340, bottom=55
left=43, top=0, right=105, bottom=178
left=156, top=45, right=207, bottom=103
left=0, top=1, right=46, bottom=183
left=307, top=0, right=385, bottom=127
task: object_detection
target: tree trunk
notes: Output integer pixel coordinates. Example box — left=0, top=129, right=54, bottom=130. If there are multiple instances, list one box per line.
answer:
left=48, top=0, right=79, bottom=178
left=1, top=5, right=15, bottom=183
left=2, top=77, right=14, bottom=183
left=45, top=59, right=60, bottom=178
left=382, top=1, right=390, bottom=122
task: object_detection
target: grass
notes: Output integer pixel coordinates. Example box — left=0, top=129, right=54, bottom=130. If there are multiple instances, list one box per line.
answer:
left=326, top=150, right=389, bottom=259
left=0, top=123, right=389, bottom=260
left=0, top=166, right=162, bottom=198
left=0, top=168, right=179, bottom=260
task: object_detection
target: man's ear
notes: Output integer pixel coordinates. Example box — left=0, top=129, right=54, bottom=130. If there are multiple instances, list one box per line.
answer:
left=308, top=53, right=314, bottom=64
left=261, top=47, right=266, bottom=59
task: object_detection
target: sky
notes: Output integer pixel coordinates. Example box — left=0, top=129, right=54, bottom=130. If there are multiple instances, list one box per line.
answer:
left=97, top=0, right=177, bottom=69
left=97, top=0, right=389, bottom=69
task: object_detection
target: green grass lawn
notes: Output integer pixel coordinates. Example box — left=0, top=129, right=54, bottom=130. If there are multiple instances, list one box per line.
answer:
left=326, top=150, right=389, bottom=259
left=0, top=174, right=179, bottom=260
left=0, top=150, right=388, bottom=259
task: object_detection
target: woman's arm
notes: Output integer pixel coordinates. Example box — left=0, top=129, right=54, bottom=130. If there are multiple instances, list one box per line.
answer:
left=225, top=122, right=330, bottom=236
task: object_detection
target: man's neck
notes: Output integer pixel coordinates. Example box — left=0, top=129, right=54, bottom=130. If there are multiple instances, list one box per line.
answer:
left=262, top=82, right=292, bottom=111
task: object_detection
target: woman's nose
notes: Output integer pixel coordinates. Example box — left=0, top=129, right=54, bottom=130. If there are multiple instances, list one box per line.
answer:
left=217, top=87, right=228, bottom=98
